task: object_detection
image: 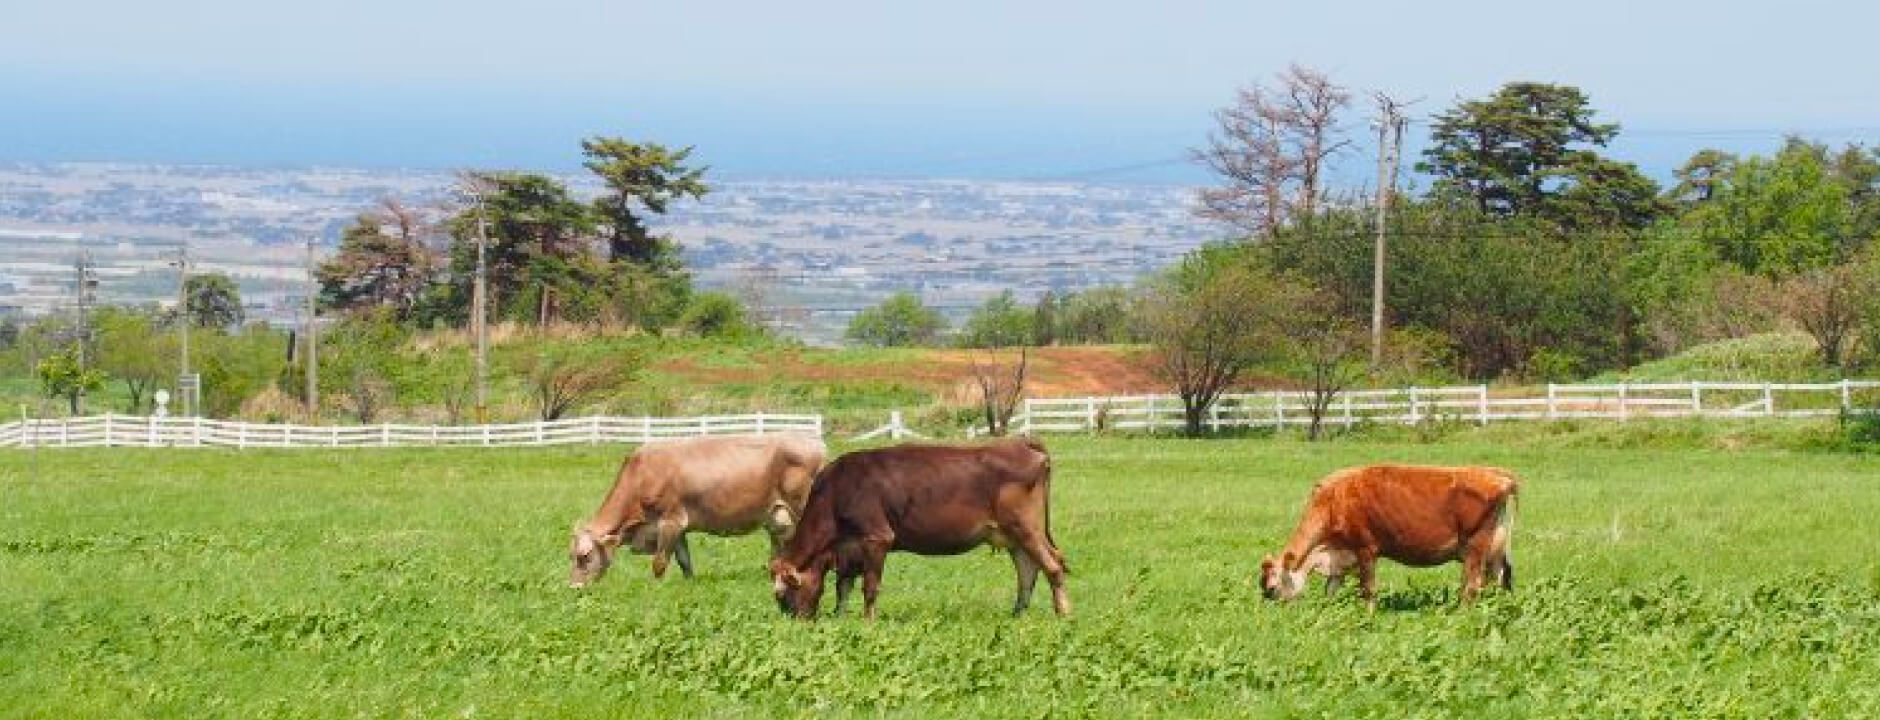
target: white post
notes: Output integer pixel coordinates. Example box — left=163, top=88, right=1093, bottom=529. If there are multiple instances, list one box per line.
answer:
left=382, top=423, right=392, bottom=447
left=589, top=416, right=601, bottom=445
left=1617, top=382, right=1629, bottom=422
left=431, top=425, right=440, bottom=446
left=641, top=416, right=652, bottom=443
left=193, top=416, right=202, bottom=447
left=1691, top=381, right=1702, bottom=416
left=1342, top=393, right=1354, bottom=426
left=1478, top=385, right=1490, bottom=425
left=242, top=423, right=251, bottom=449
left=1145, top=396, right=1157, bottom=433
left=103, top=414, right=114, bottom=447
left=329, top=426, right=338, bottom=447
left=535, top=421, right=545, bottom=445
left=1840, top=379, right=1852, bottom=413
left=1763, top=383, right=1775, bottom=416
left=1085, top=399, right=1098, bottom=432
left=1546, top=383, right=1558, bottom=420
left=1272, top=392, right=1284, bottom=428
left=755, top=413, right=767, bottom=435
left=481, top=424, right=491, bottom=446
left=1407, top=387, right=1421, bottom=425
left=148, top=415, right=157, bottom=447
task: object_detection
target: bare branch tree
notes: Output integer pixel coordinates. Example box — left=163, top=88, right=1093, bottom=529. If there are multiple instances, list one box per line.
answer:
left=1194, top=64, right=1352, bottom=235
left=1281, top=288, right=1369, bottom=440
left=1778, top=260, right=1878, bottom=369
left=522, top=350, right=637, bottom=421
left=970, top=347, right=1029, bottom=436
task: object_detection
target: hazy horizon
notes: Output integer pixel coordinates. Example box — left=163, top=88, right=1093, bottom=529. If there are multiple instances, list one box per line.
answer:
left=4, top=1, right=1876, bottom=184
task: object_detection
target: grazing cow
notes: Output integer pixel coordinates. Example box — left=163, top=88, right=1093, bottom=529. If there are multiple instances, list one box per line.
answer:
left=1259, top=464, right=1518, bottom=608
left=769, top=438, right=1069, bottom=619
left=568, top=433, right=826, bottom=588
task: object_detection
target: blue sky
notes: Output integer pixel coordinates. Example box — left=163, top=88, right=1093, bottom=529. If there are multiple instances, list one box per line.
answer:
left=2, top=0, right=1875, bottom=182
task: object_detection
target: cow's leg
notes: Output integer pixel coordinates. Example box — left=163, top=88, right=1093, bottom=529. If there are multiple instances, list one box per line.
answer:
left=649, top=518, right=685, bottom=580
left=858, top=539, right=890, bottom=621
left=1324, top=572, right=1344, bottom=598
left=833, top=569, right=856, bottom=616
left=1499, top=555, right=1515, bottom=592
left=673, top=533, right=695, bottom=580
left=1355, top=548, right=1379, bottom=612
left=1009, top=547, right=1041, bottom=616
left=1009, top=529, right=1069, bottom=617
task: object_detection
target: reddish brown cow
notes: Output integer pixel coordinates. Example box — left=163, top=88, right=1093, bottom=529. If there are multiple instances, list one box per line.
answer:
left=1259, top=464, right=1518, bottom=608
left=769, top=438, right=1070, bottom=619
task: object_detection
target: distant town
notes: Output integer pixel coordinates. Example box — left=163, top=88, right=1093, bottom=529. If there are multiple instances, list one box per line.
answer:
left=0, top=163, right=1218, bottom=343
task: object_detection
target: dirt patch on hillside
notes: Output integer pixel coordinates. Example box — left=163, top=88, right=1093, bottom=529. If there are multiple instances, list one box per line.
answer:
left=653, top=346, right=1166, bottom=398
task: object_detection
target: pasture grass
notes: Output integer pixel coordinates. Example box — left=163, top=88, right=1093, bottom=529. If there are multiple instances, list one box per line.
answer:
left=3, top=438, right=1878, bottom=718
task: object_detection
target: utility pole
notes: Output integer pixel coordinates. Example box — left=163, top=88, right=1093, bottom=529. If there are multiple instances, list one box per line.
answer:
left=472, top=192, right=491, bottom=424
left=74, top=249, right=98, bottom=414
left=304, top=238, right=319, bottom=421
left=174, top=244, right=192, bottom=415
left=1370, top=93, right=1410, bottom=368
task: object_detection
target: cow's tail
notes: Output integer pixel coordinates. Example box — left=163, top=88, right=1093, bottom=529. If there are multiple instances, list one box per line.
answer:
left=1035, top=440, right=1068, bottom=574
left=1492, top=468, right=1519, bottom=591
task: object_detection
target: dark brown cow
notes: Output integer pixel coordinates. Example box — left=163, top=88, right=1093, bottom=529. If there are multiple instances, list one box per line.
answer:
left=1259, top=464, right=1518, bottom=608
left=769, top=438, right=1070, bottom=619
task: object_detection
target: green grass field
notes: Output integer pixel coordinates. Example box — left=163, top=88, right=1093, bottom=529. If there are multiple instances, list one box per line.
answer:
left=4, top=437, right=1879, bottom=718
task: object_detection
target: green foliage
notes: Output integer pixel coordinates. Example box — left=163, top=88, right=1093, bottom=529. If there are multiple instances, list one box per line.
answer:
left=183, top=272, right=244, bottom=329
left=92, top=306, right=172, bottom=413
left=6, top=440, right=1880, bottom=717
left=315, top=309, right=412, bottom=422
left=34, top=349, right=106, bottom=414
left=845, top=292, right=947, bottom=347
left=957, top=290, right=1032, bottom=348
left=582, top=137, right=710, bottom=270
left=194, top=325, right=289, bottom=418
left=316, top=211, right=438, bottom=319
left=678, top=292, right=754, bottom=339
left=1592, top=332, right=1826, bottom=382
left=1684, top=140, right=1853, bottom=277
left=1421, top=81, right=1663, bottom=229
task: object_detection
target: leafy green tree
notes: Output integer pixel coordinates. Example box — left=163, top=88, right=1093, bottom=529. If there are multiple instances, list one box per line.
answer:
left=36, top=349, right=107, bottom=415
left=93, top=306, right=170, bottom=413
left=184, top=272, right=244, bottom=329
left=447, top=172, right=598, bottom=324
left=679, top=292, right=753, bottom=338
left=317, top=206, right=438, bottom=318
left=1057, top=287, right=1138, bottom=344
left=846, top=292, right=946, bottom=347
left=196, top=325, right=288, bottom=418
left=581, top=137, right=709, bottom=270
left=1687, top=142, right=1851, bottom=277
left=316, top=309, right=410, bottom=422
left=1031, top=290, right=1060, bottom=346
left=1667, top=149, right=1739, bottom=207
left=1421, top=82, right=1663, bottom=229
left=1137, top=250, right=1294, bottom=435
left=958, top=291, right=1033, bottom=348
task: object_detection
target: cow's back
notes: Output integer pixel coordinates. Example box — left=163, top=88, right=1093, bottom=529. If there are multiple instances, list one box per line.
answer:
left=1316, top=465, right=1514, bottom=566
left=636, top=434, right=820, bottom=534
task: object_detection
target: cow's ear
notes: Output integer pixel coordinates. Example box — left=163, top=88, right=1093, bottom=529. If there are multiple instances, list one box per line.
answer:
left=598, top=533, right=622, bottom=549
left=1281, top=552, right=1298, bottom=571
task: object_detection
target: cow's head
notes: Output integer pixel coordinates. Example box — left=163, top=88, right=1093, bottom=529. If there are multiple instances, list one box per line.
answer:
left=568, top=524, right=622, bottom=588
left=769, top=556, right=826, bottom=619
left=1258, top=553, right=1308, bottom=601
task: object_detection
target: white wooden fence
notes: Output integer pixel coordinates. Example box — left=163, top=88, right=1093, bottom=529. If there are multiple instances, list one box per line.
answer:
left=0, top=413, right=823, bottom=449
left=1009, top=380, right=1880, bottom=434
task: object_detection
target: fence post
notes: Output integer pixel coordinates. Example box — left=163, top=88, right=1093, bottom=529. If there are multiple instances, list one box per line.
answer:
left=1691, top=381, right=1702, bottom=416
left=589, top=416, right=600, bottom=445
left=1342, top=393, right=1354, bottom=426
left=148, top=415, right=157, bottom=447
left=1763, top=383, right=1775, bottom=416
left=1085, top=399, right=1098, bottom=432
left=248, top=423, right=256, bottom=450
left=1145, top=396, right=1157, bottom=433
left=193, top=416, right=202, bottom=447
left=1840, top=379, right=1852, bottom=413
left=1272, top=392, right=1284, bottom=428
left=1478, top=385, right=1490, bottom=425
left=1407, top=387, right=1420, bottom=425
left=481, top=424, right=491, bottom=447
left=756, top=413, right=767, bottom=435
left=1546, top=383, right=1558, bottom=420
left=382, top=423, right=391, bottom=447
left=103, top=415, right=114, bottom=447
left=1617, top=382, right=1629, bottom=422
left=431, top=425, right=440, bottom=446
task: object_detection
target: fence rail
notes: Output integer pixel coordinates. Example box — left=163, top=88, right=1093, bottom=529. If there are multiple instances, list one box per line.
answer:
left=0, top=413, right=823, bottom=449
left=1010, top=380, right=1880, bottom=434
